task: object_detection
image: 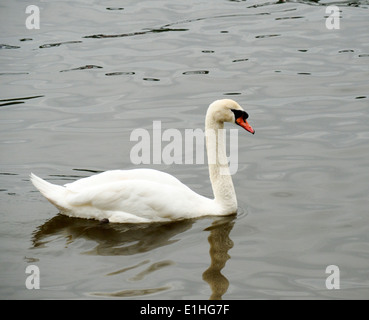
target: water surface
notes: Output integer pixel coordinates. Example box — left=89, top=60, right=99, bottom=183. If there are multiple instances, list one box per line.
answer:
left=1, top=0, right=369, bottom=299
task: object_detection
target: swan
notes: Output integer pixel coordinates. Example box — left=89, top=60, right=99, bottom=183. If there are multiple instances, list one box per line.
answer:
left=30, top=99, right=255, bottom=223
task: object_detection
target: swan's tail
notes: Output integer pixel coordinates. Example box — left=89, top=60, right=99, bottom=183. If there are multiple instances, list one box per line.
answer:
left=30, top=173, right=67, bottom=210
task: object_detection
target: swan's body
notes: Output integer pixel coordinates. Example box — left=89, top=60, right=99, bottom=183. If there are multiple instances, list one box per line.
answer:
left=31, top=99, right=254, bottom=223
left=30, top=169, right=217, bottom=223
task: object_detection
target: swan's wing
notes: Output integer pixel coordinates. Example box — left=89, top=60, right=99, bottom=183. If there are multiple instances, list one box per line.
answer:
left=64, top=169, right=185, bottom=192
left=65, top=179, right=212, bottom=221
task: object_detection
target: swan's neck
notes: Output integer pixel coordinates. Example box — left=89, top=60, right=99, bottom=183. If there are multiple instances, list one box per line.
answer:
left=205, top=115, right=237, bottom=213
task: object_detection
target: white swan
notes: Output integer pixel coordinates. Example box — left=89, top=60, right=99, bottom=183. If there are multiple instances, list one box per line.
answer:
left=31, top=99, right=255, bottom=223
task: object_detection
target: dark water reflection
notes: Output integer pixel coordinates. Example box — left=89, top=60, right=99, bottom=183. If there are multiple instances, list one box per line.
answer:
left=203, top=216, right=235, bottom=300
left=32, top=215, right=194, bottom=255
left=31, top=214, right=235, bottom=299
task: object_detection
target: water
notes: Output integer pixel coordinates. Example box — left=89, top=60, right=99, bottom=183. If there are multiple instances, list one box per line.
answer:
left=1, top=0, right=369, bottom=299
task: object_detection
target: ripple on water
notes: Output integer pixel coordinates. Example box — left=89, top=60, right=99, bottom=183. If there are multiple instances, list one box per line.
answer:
left=182, top=70, right=209, bottom=75
left=89, top=286, right=171, bottom=298
left=0, top=95, right=44, bottom=107
left=2, top=0, right=369, bottom=300
left=105, top=72, right=135, bottom=76
left=60, top=65, right=103, bottom=72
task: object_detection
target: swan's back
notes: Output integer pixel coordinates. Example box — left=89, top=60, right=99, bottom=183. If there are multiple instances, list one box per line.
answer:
left=64, top=169, right=186, bottom=192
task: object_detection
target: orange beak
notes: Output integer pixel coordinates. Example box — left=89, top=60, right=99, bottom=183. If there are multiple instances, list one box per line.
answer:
left=236, top=116, right=255, bottom=134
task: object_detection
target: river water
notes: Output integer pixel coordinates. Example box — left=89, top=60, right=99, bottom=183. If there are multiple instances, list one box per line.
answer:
left=1, top=0, right=369, bottom=299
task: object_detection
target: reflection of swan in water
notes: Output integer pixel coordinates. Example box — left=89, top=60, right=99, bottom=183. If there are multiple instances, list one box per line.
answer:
left=31, top=214, right=236, bottom=299
left=31, top=214, right=194, bottom=255
left=203, top=215, right=235, bottom=300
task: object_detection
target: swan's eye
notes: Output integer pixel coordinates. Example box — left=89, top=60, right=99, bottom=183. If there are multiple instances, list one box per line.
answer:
left=231, top=109, right=248, bottom=122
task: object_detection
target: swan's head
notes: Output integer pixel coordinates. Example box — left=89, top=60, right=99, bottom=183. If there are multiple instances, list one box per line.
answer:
left=207, top=99, right=255, bottom=134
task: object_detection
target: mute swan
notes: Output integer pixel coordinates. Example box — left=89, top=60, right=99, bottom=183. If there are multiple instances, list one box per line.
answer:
left=31, top=99, right=255, bottom=223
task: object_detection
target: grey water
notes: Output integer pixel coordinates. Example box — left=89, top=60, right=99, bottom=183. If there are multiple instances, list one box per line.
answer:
left=1, top=0, right=369, bottom=299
